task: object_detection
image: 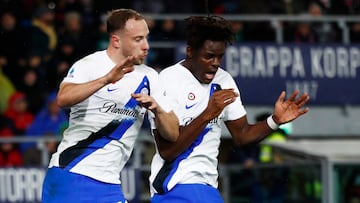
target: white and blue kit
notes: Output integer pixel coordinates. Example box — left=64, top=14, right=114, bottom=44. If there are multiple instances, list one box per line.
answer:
left=42, top=50, right=171, bottom=202
left=149, top=62, right=247, bottom=202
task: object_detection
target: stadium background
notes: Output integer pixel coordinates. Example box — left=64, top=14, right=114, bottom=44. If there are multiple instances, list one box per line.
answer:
left=0, top=0, right=359, bottom=202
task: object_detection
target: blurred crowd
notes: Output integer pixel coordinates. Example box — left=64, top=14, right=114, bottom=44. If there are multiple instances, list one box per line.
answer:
left=0, top=0, right=359, bottom=167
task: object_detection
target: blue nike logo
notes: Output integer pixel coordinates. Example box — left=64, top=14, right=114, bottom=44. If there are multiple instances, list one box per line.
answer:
left=107, top=87, right=118, bottom=92
left=185, top=103, right=196, bottom=109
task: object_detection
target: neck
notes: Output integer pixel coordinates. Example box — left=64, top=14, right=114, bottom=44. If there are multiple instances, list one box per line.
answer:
left=106, top=48, right=125, bottom=65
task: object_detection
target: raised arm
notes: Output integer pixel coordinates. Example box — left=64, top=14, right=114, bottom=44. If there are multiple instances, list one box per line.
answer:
left=226, top=90, right=310, bottom=146
left=57, top=56, right=137, bottom=107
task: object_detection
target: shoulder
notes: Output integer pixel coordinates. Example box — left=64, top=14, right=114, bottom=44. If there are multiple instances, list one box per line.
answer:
left=70, top=51, right=106, bottom=72
left=214, top=68, right=236, bottom=82
left=74, top=51, right=105, bottom=65
left=214, top=68, right=239, bottom=88
left=216, top=68, right=233, bottom=78
left=136, top=64, right=159, bottom=77
left=159, top=63, right=182, bottom=77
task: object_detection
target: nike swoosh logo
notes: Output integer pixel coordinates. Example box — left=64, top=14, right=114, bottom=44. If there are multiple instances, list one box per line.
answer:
left=107, top=87, right=118, bottom=92
left=185, top=103, right=196, bottom=109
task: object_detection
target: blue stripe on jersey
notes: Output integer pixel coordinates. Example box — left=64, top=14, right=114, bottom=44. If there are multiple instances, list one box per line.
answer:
left=153, top=127, right=210, bottom=194
left=59, top=76, right=150, bottom=170
left=153, top=83, right=221, bottom=194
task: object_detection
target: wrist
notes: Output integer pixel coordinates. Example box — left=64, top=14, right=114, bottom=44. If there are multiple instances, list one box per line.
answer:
left=100, top=76, right=111, bottom=86
left=266, top=115, right=279, bottom=130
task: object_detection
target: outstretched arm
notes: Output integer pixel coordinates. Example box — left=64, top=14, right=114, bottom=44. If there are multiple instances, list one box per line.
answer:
left=57, top=56, right=138, bottom=107
left=226, top=90, right=310, bottom=146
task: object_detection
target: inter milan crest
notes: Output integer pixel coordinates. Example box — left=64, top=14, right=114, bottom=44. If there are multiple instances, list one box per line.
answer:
left=140, top=87, right=149, bottom=95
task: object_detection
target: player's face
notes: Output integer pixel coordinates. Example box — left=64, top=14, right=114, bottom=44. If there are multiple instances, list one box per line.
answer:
left=190, top=40, right=226, bottom=84
left=119, top=18, right=150, bottom=65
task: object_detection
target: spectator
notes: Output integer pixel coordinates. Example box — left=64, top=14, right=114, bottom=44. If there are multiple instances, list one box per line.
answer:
left=17, top=63, right=46, bottom=114
left=0, top=114, right=12, bottom=135
left=307, top=2, right=339, bottom=43
left=57, top=11, right=96, bottom=60
left=230, top=20, right=244, bottom=42
left=3, top=91, right=34, bottom=135
left=255, top=112, right=288, bottom=163
left=294, top=21, right=316, bottom=43
left=328, top=0, right=360, bottom=14
left=350, top=22, right=360, bottom=42
left=95, top=13, right=109, bottom=51
left=0, top=65, right=16, bottom=113
left=132, top=0, right=165, bottom=13
left=0, top=140, right=23, bottom=167
left=256, top=112, right=288, bottom=203
left=21, top=91, right=67, bottom=151
left=213, top=0, right=241, bottom=14
left=21, top=91, right=68, bottom=165
left=0, top=120, right=23, bottom=167
left=28, top=4, right=57, bottom=62
left=0, top=11, right=28, bottom=86
left=46, top=38, right=77, bottom=92
left=226, top=143, right=261, bottom=202
left=149, top=18, right=182, bottom=69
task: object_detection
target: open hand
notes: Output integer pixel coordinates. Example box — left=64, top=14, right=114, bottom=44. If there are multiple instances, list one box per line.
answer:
left=273, top=90, right=310, bottom=124
left=105, top=56, right=139, bottom=84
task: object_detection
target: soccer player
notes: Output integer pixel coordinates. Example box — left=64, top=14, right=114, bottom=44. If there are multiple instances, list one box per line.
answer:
left=149, top=15, right=310, bottom=203
left=42, top=9, right=179, bottom=203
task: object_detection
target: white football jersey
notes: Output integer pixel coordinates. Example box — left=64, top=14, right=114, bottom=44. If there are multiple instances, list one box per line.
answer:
left=149, top=62, right=247, bottom=195
left=48, top=50, right=170, bottom=184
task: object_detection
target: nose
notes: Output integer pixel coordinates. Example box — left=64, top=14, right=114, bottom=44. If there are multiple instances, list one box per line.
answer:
left=213, top=56, right=221, bottom=67
left=143, top=38, right=150, bottom=50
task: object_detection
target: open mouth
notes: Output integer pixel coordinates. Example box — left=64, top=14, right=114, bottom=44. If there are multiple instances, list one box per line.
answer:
left=205, top=73, right=215, bottom=80
left=203, top=72, right=216, bottom=83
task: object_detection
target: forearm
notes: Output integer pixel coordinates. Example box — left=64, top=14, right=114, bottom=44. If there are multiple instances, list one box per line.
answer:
left=157, top=110, right=212, bottom=161
left=154, top=111, right=179, bottom=142
left=57, top=76, right=108, bottom=107
left=229, top=119, right=275, bottom=146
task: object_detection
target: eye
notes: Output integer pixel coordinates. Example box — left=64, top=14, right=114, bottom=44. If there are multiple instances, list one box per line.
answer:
left=134, top=36, right=145, bottom=42
left=205, top=54, right=215, bottom=60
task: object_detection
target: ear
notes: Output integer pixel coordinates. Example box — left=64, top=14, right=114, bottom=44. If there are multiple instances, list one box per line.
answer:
left=111, top=34, right=121, bottom=48
left=185, top=46, right=192, bottom=58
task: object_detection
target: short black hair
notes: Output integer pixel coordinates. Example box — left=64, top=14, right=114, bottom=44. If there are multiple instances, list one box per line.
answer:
left=184, top=15, right=235, bottom=50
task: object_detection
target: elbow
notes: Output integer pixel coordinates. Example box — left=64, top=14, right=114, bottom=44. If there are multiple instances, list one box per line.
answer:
left=157, top=145, right=178, bottom=161
left=157, top=126, right=179, bottom=142
left=233, top=135, right=252, bottom=146
left=167, top=131, right=179, bottom=142
left=233, top=134, right=262, bottom=147
left=234, top=139, right=246, bottom=147
left=56, top=95, right=70, bottom=108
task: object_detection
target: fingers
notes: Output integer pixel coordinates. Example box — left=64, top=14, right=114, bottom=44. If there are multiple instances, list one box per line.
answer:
left=277, top=91, right=286, bottom=103
left=296, top=107, right=310, bottom=119
left=281, top=90, right=309, bottom=106
left=131, top=93, right=150, bottom=102
left=286, top=90, right=299, bottom=102
left=131, top=93, right=156, bottom=110
left=119, top=56, right=136, bottom=72
left=213, top=89, right=239, bottom=104
left=122, top=66, right=135, bottom=74
left=295, top=93, right=310, bottom=107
